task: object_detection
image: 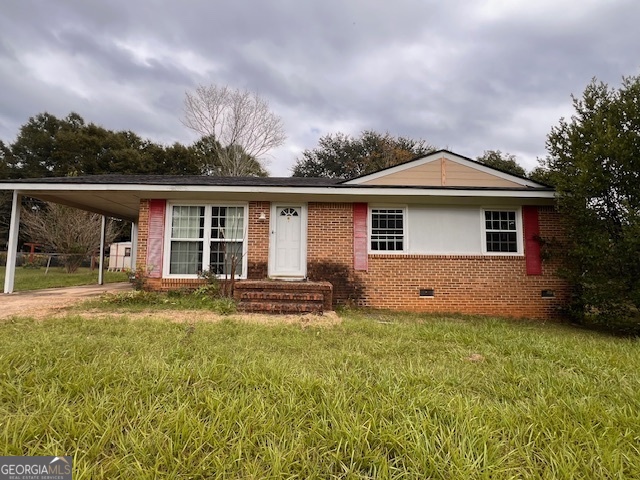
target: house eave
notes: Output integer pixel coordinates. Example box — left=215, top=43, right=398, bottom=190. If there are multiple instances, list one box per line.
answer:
left=0, top=182, right=555, bottom=197
left=0, top=183, right=556, bottom=222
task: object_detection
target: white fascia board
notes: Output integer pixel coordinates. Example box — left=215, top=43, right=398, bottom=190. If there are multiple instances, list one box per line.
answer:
left=0, top=182, right=556, bottom=199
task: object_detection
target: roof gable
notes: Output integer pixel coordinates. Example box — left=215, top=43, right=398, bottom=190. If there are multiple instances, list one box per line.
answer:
left=342, top=150, right=545, bottom=188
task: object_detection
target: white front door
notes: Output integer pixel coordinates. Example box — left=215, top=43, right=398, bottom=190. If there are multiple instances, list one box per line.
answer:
left=270, top=205, right=306, bottom=277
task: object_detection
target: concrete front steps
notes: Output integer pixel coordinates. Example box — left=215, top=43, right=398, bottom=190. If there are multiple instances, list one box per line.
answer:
left=234, top=280, right=333, bottom=314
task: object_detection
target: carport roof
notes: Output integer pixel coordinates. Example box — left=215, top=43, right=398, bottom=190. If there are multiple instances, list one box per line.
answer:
left=3, top=174, right=344, bottom=187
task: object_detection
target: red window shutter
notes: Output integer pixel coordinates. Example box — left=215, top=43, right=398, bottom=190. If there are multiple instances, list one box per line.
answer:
left=146, top=199, right=166, bottom=278
left=353, top=203, right=368, bottom=271
left=523, top=206, right=542, bottom=275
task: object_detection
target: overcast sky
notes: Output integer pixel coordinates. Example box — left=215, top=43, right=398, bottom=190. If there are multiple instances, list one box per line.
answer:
left=0, top=1, right=638, bottom=176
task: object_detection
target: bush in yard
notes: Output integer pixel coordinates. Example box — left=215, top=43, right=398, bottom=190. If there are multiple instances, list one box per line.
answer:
left=21, top=253, right=48, bottom=269
left=213, top=297, right=237, bottom=315
left=195, top=270, right=221, bottom=298
left=543, top=75, right=640, bottom=332
left=128, top=265, right=152, bottom=291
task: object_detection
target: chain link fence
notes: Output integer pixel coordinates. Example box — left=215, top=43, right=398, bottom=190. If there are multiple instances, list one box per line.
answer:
left=0, top=251, right=131, bottom=272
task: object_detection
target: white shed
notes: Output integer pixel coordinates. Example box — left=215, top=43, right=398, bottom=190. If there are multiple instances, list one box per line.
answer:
left=108, top=241, right=132, bottom=271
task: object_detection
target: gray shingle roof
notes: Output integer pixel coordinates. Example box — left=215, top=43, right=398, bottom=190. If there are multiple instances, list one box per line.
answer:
left=0, top=174, right=554, bottom=191
left=1, top=175, right=344, bottom=187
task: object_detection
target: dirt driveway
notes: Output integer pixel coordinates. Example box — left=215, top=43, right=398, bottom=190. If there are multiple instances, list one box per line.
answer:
left=0, top=282, right=133, bottom=320
left=0, top=282, right=341, bottom=326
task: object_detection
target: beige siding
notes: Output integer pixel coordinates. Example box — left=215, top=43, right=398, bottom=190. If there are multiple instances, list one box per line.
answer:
left=443, top=160, right=522, bottom=187
left=360, top=159, right=442, bottom=186
left=360, top=157, right=523, bottom=188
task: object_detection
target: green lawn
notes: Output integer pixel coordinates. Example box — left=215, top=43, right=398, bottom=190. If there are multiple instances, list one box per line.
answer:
left=0, top=266, right=129, bottom=291
left=1, top=310, right=638, bottom=479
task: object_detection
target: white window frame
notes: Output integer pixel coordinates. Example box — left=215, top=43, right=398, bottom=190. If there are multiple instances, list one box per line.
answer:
left=480, top=207, right=524, bottom=256
left=163, top=201, right=249, bottom=279
left=368, top=205, right=408, bottom=254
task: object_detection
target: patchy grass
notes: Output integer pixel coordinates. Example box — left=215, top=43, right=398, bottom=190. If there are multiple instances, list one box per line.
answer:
left=0, top=310, right=638, bottom=479
left=0, top=266, right=129, bottom=291
left=80, top=290, right=237, bottom=315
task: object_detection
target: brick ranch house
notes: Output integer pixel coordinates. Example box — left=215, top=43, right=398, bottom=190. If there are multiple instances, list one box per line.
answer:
left=1, top=150, right=569, bottom=319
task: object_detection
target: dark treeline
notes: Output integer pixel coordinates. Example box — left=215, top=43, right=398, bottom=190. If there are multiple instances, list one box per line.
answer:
left=1, top=112, right=266, bottom=179
left=0, top=111, right=267, bottom=244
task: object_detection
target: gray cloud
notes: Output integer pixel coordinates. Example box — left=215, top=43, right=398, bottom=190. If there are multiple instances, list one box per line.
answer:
left=0, top=0, right=638, bottom=175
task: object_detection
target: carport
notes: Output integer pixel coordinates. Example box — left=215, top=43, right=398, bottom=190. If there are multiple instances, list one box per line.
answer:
left=1, top=178, right=142, bottom=294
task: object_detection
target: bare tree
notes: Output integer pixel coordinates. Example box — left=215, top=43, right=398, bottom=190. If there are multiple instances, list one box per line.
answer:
left=21, top=203, right=121, bottom=273
left=183, top=84, right=286, bottom=176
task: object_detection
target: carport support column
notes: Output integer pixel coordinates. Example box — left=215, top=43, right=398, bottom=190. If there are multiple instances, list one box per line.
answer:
left=98, top=215, right=106, bottom=285
left=4, top=191, right=21, bottom=294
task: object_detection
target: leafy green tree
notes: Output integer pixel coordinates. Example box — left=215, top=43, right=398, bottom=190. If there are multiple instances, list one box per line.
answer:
left=6, top=112, right=222, bottom=178
left=0, top=140, right=10, bottom=179
left=145, top=142, right=202, bottom=176
left=0, top=140, right=13, bottom=247
left=192, top=136, right=267, bottom=177
left=543, top=75, right=640, bottom=329
left=292, top=130, right=436, bottom=178
left=528, top=162, right=556, bottom=186
left=476, top=150, right=527, bottom=177
left=9, top=112, right=70, bottom=178
left=8, top=112, right=143, bottom=178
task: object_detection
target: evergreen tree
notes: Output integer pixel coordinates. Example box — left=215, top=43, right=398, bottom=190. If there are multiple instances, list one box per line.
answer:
left=544, top=75, right=640, bottom=330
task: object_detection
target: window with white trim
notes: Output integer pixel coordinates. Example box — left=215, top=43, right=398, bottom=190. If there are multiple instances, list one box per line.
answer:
left=483, top=210, right=519, bottom=253
left=370, top=208, right=405, bottom=252
left=167, top=204, right=246, bottom=276
left=210, top=206, right=245, bottom=276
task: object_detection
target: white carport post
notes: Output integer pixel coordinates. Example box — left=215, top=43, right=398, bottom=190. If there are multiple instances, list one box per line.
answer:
left=130, top=221, right=138, bottom=271
left=4, top=191, right=21, bottom=294
left=98, top=215, right=106, bottom=285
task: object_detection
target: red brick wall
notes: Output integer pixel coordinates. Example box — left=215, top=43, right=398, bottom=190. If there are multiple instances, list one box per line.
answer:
left=306, top=203, right=569, bottom=319
left=307, top=202, right=353, bottom=265
left=307, top=203, right=361, bottom=304
left=136, top=199, right=150, bottom=271
left=138, top=199, right=569, bottom=319
left=361, top=253, right=568, bottom=319
left=247, top=201, right=270, bottom=279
